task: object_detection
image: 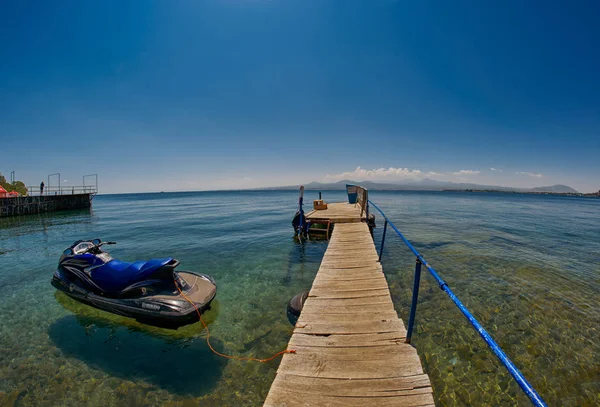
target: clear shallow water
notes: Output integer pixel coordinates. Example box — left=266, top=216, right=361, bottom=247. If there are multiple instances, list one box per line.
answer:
left=0, top=191, right=598, bottom=406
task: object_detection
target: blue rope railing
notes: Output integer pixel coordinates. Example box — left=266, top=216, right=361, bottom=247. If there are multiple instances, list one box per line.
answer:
left=368, top=200, right=547, bottom=407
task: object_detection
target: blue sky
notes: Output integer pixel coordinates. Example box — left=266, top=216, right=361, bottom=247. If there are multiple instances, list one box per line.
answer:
left=1, top=0, right=598, bottom=193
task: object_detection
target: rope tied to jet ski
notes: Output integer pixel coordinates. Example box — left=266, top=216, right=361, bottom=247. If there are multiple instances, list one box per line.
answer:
left=174, top=276, right=296, bottom=363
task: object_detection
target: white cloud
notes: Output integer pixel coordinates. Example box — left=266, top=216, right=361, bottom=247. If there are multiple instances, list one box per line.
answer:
left=516, top=172, right=543, bottom=178
left=323, top=166, right=430, bottom=182
left=323, top=166, right=485, bottom=182
left=490, top=167, right=503, bottom=172
left=452, top=169, right=480, bottom=176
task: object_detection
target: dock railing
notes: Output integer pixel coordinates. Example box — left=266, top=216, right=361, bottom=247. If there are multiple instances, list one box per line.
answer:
left=25, top=185, right=98, bottom=197
left=355, top=186, right=369, bottom=217
left=368, top=200, right=548, bottom=407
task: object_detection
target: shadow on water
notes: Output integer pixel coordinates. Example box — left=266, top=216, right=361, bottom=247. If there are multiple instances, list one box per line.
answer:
left=53, top=291, right=221, bottom=338
left=48, top=313, right=227, bottom=397
left=281, top=237, right=327, bottom=285
left=0, top=208, right=93, bottom=231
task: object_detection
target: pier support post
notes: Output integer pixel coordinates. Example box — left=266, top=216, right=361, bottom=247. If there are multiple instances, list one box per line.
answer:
left=406, top=258, right=422, bottom=344
left=378, top=220, right=388, bottom=262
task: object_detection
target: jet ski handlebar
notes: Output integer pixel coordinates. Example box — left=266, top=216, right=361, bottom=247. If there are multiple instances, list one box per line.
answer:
left=82, top=240, right=117, bottom=254
left=94, top=241, right=116, bottom=248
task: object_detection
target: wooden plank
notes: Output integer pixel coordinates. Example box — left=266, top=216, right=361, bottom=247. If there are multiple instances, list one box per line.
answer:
left=300, top=302, right=399, bottom=315
left=318, top=263, right=382, bottom=271
left=323, top=250, right=378, bottom=257
left=311, top=279, right=389, bottom=290
left=297, top=312, right=400, bottom=324
left=313, top=274, right=385, bottom=282
left=322, top=247, right=374, bottom=253
left=274, top=347, right=425, bottom=379
left=303, top=295, right=394, bottom=307
left=316, top=267, right=383, bottom=275
left=265, top=391, right=435, bottom=407
left=329, top=238, right=373, bottom=243
left=326, top=241, right=375, bottom=247
left=319, top=261, right=380, bottom=269
left=324, top=246, right=375, bottom=252
left=288, top=332, right=407, bottom=347
left=287, top=344, right=420, bottom=359
left=308, top=288, right=391, bottom=298
left=309, top=286, right=391, bottom=295
left=313, top=268, right=383, bottom=277
left=314, top=272, right=384, bottom=280
left=270, top=373, right=433, bottom=397
left=294, top=320, right=403, bottom=335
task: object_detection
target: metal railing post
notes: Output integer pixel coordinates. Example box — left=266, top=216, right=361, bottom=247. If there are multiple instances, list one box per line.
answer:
left=406, top=258, right=422, bottom=344
left=48, top=173, right=60, bottom=195
left=378, top=220, right=388, bottom=262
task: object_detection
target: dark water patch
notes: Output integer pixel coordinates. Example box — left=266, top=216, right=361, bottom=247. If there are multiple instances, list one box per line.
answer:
left=0, top=209, right=93, bottom=232
left=487, top=235, right=526, bottom=247
left=49, top=315, right=227, bottom=397
left=412, top=240, right=455, bottom=250
left=281, top=240, right=326, bottom=285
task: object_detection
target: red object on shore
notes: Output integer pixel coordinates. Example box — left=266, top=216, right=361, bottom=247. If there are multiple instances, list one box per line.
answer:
left=0, top=186, right=19, bottom=197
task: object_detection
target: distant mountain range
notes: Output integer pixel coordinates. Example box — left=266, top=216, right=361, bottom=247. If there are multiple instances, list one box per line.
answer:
left=265, top=179, right=580, bottom=194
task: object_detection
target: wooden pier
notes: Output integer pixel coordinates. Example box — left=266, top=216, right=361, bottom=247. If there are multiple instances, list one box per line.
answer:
left=264, top=197, right=434, bottom=406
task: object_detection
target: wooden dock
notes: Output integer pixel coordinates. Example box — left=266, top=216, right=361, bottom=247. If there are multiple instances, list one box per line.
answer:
left=305, top=202, right=365, bottom=223
left=264, top=201, right=434, bottom=406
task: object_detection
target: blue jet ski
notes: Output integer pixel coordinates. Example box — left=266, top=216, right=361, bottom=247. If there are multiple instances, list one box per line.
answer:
left=51, top=239, right=216, bottom=329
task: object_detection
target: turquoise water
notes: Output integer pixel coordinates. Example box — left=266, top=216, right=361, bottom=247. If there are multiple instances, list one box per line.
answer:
left=0, top=191, right=598, bottom=406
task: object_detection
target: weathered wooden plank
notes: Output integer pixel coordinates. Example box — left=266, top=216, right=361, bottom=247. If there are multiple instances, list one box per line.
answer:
left=330, top=226, right=368, bottom=231
left=270, top=373, right=433, bottom=397
left=327, top=242, right=375, bottom=248
left=309, top=288, right=391, bottom=299
left=288, top=344, right=419, bottom=359
left=330, top=232, right=372, bottom=238
left=297, top=312, right=400, bottom=324
left=330, top=230, right=370, bottom=234
left=304, top=295, right=394, bottom=307
left=311, top=279, right=389, bottom=290
left=294, top=320, right=404, bottom=335
left=319, top=260, right=381, bottom=269
left=314, top=270, right=383, bottom=278
left=323, top=250, right=375, bottom=255
left=313, top=269, right=383, bottom=278
left=265, top=391, right=435, bottom=407
left=312, top=274, right=384, bottom=282
left=323, top=252, right=379, bottom=259
left=300, top=302, right=399, bottom=315
left=322, top=255, right=379, bottom=262
left=309, top=287, right=391, bottom=296
left=275, top=347, right=425, bottom=379
left=318, top=264, right=382, bottom=272
left=325, top=243, right=376, bottom=249
left=329, top=237, right=374, bottom=242
left=288, top=332, right=407, bottom=347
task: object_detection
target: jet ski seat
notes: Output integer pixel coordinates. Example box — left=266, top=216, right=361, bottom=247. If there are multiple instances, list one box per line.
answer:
left=91, top=258, right=175, bottom=295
